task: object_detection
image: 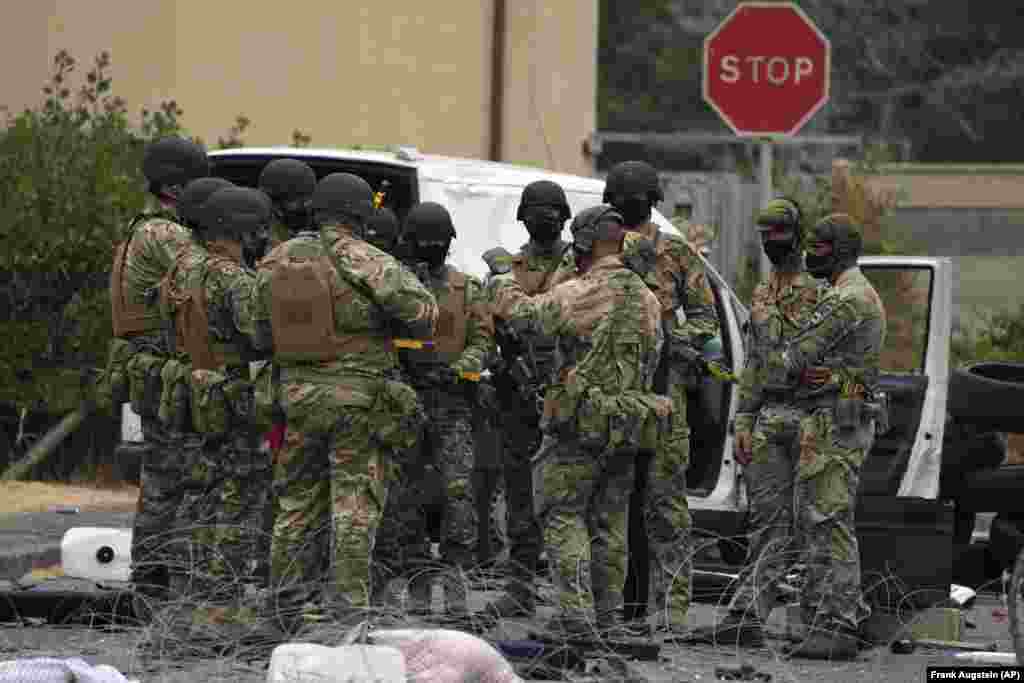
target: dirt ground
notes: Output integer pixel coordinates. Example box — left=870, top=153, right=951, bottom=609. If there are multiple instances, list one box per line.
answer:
left=0, top=481, right=138, bottom=515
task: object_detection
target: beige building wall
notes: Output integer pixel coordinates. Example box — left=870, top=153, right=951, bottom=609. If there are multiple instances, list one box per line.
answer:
left=500, top=0, right=598, bottom=176
left=1, top=1, right=596, bottom=176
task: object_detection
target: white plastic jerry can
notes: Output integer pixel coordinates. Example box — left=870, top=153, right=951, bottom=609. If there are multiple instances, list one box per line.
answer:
left=60, top=527, right=133, bottom=583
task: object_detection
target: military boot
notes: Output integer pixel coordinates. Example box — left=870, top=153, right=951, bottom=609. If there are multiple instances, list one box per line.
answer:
left=479, top=559, right=537, bottom=619
left=441, top=569, right=469, bottom=619
left=785, top=625, right=860, bottom=661
left=687, top=611, right=765, bottom=647
left=406, top=574, right=433, bottom=616
left=543, top=609, right=596, bottom=639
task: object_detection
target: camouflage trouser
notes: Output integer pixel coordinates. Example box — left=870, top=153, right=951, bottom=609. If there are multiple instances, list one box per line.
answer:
left=728, top=404, right=805, bottom=620
left=536, top=441, right=633, bottom=621
left=795, top=407, right=873, bottom=631
left=634, top=365, right=692, bottom=621
left=374, top=385, right=477, bottom=610
left=494, top=384, right=544, bottom=593
left=729, top=404, right=873, bottom=632
left=131, top=416, right=188, bottom=595
left=174, top=434, right=272, bottom=601
left=269, top=376, right=421, bottom=614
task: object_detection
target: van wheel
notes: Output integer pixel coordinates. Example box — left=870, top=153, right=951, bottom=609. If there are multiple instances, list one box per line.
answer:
left=949, top=362, right=1024, bottom=432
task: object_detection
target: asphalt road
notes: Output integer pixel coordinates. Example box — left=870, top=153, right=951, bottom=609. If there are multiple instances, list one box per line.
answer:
left=0, top=511, right=1018, bottom=682
left=0, top=591, right=1017, bottom=682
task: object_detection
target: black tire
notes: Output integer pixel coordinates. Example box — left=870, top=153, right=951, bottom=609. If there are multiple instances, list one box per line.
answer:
left=948, top=362, right=1024, bottom=432
left=1010, top=545, right=1024, bottom=665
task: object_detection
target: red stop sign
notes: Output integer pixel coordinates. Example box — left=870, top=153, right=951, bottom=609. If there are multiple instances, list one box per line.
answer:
left=703, top=2, right=830, bottom=137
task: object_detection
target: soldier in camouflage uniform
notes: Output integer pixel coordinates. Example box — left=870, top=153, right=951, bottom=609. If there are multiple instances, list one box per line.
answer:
left=603, top=161, right=720, bottom=632
left=777, top=213, right=886, bottom=660
left=98, top=136, right=209, bottom=600
left=151, top=176, right=234, bottom=596
left=486, top=206, right=667, bottom=636
left=160, top=187, right=272, bottom=616
left=253, top=173, right=437, bottom=632
left=259, top=158, right=317, bottom=250
left=692, top=198, right=825, bottom=647
left=373, top=202, right=494, bottom=620
left=479, top=180, right=574, bottom=619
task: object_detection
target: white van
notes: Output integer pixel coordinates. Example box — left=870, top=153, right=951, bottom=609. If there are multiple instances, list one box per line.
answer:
left=119, top=146, right=957, bottom=608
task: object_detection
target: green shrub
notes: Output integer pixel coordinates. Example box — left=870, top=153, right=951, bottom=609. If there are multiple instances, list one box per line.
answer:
left=0, top=50, right=163, bottom=412
left=952, top=305, right=1024, bottom=367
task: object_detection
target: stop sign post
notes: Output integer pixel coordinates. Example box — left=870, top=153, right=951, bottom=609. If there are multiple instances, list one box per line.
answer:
left=702, top=2, right=831, bottom=275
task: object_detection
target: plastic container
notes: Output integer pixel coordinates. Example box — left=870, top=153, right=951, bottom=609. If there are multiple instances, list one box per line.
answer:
left=266, top=643, right=406, bottom=683
left=60, top=527, right=132, bottom=583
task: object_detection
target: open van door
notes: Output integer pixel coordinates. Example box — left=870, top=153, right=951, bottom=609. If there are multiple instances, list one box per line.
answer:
left=856, top=256, right=953, bottom=499
left=855, top=256, right=955, bottom=608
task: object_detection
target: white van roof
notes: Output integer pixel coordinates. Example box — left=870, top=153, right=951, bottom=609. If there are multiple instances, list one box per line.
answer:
left=207, top=146, right=696, bottom=282
left=208, top=146, right=607, bottom=195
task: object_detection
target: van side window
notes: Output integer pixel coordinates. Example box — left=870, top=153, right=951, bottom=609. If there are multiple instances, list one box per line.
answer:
left=862, top=266, right=932, bottom=374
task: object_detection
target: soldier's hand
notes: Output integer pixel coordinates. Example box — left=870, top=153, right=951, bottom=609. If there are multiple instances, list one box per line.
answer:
left=482, top=246, right=514, bottom=275
left=734, top=429, right=753, bottom=466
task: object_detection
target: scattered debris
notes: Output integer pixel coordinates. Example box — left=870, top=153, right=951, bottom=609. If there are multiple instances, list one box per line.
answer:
left=889, top=638, right=998, bottom=654
left=949, top=584, right=976, bottom=608
left=714, top=663, right=772, bottom=681
left=954, top=651, right=1019, bottom=666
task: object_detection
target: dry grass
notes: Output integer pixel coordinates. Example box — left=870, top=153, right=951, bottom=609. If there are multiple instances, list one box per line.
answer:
left=0, top=481, right=138, bottom=514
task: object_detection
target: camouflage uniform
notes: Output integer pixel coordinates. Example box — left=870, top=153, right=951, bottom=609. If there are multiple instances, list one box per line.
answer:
left=626, top=221, right=719, bottom=626
left=778, top=266, right=886, bottom=633
left=253, top=226, right=437, bottom=620
left=374, top=264, right=494, bottom=615
left=488, top=254, right=665, bottom=627
left=486, top=239, right=573, bottom=608
left=162, top=241, right=268, bottom=601
left=725, top=269, right=824, bottom=621
left=102, top=208, right=194, bottom=595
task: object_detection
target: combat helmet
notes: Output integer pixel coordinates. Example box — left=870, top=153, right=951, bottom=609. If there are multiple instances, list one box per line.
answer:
left=310, top=173, right=374, bottom=225
left=806, top=213, right=863, bottom=279
left=199, top=186, right=271, bottom=240
left=403, top=202, right=457, bottom=241
left=517, top=180, right=571, bottom=222
left=142, top=136, right=210, bottom=194
left=755, top=196, right=804, bottom=270
left=365, top=207, right=401, bottom=250
left=258, top=159, right=317, bottom=204
left=602, top=160, right=664, bottom=204
left=177, top=177, right=234, bottom=230
left=569, top=204, right=625, bottom=254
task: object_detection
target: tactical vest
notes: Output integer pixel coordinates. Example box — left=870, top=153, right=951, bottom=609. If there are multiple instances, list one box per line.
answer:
left=401, top=267, right=468, bottom=365
left=268, top=251, right=391, bottom=362
left=110, top=215, right=163, bottom=338
left=161, top=256, right=239, bottom=372
left=510, top=243, right=569, bottom=296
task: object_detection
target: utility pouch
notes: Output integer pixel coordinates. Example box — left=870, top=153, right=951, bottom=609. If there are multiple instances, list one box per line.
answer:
left=834, top=397, right=864, bottom=431
left=159, top=358, right=192, bottom=432
left=94, top=339, right=134, bottom=413
left=576, top=393, right=608, bottom=451
left=866, top=392, right=891, bottom=436
left=127, top=352, right=166, bottom=419
left=191, top=369, right=230, bottom=436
